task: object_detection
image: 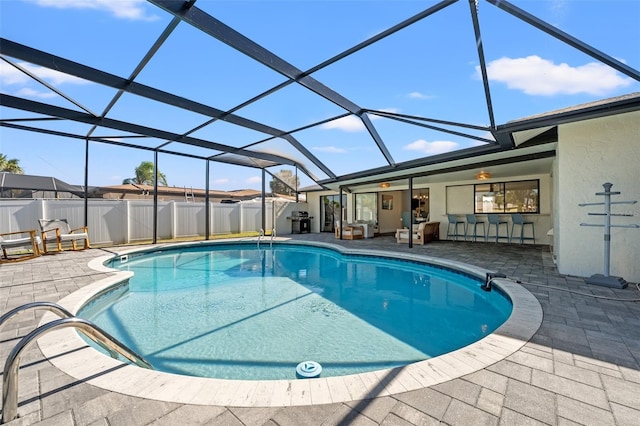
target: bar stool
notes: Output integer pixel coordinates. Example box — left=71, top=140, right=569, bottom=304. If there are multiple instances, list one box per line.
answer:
left=446, top=214, right=465, bottom=240
left=487, top=214, right=509, bottom=243
left=465, top=214, right=486, bottom=242
left=510, top=213, right=536, bottom=244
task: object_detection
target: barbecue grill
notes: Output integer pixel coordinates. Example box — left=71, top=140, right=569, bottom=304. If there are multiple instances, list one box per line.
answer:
left=287, top=211, right=313, bottom=234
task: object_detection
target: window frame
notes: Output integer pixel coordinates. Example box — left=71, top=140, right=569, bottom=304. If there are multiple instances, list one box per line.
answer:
left=354, top=192, right=378, bottom=222
left=474, top=179, right=540, bottom=214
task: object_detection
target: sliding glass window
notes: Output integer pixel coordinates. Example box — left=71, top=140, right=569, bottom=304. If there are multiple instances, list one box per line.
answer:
left=474, top=180, right=539, bottom=213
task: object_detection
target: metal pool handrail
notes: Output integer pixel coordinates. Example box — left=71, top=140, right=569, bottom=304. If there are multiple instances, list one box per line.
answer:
left=1, top=305, right=153, bottom=423
left=0, top=301, right=74, bottom=333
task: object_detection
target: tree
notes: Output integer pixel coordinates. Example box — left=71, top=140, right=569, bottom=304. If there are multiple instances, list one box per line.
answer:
left=123, top=161, right=168, bottom=186
left=269, top=169, right=299, bottom=196
left=0, top=153, right=24, bottom=174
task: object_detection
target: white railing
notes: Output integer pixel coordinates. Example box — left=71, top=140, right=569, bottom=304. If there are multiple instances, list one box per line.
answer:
left=0, top=199, right=306, bottom=246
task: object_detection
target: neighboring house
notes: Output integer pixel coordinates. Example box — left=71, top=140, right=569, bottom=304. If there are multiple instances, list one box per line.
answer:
left=0, top=172, right=96, bottom=199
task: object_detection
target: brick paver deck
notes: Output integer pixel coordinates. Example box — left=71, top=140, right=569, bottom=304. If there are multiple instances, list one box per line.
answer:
left=1, top=234, right=639, bottom=425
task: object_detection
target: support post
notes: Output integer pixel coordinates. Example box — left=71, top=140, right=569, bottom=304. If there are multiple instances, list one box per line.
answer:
left=261, top=169, right=266, bottom=233
left=153, top=151, right=158, bottom=244
left=205, top=160, right=210, bottom=240
left=408, top=177, right=413, bottom=248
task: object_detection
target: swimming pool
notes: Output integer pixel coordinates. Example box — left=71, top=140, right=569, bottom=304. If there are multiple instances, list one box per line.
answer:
left=38, top=239, right=542, bottom=407
left=78, top=242, right=511, bottom=380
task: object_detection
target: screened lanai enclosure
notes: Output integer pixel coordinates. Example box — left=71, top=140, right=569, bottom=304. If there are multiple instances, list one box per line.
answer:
left=1, top=0, right=639, bottom=241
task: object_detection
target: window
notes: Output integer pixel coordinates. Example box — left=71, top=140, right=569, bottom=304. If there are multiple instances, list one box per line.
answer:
left=474, top=180, right=539, bottom=213
left=355, top=192, right=378, bottom=222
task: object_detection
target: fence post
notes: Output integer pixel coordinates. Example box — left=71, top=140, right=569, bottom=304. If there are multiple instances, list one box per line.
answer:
left=124, top=200, right=130, bottom=244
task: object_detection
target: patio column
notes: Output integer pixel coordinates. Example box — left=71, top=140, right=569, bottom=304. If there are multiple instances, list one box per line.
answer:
left=408, top=177, right=413, bottom=248
left=83, top=138, right=89, bottom=227
left=153, top=150, right=158, bottom=244
left=205, top=160, right=210, bottom=240
left=262, top=168, right=266, bottom=233
left=338, top=186, right=344, bottom=239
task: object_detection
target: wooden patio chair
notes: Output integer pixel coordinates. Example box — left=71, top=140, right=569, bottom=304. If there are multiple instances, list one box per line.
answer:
left=0, top=230, right=42, bottom=263
left=38, top=219, right=90, bottom=253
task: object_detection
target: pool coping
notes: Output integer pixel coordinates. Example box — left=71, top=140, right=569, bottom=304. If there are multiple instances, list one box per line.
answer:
left=38, top=238, right=543, bottom=407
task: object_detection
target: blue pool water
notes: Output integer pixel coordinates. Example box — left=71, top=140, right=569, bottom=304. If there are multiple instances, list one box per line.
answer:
left=80, top=243, right=512, bottom=380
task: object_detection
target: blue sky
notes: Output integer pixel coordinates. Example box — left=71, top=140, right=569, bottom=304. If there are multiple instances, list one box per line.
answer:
left=1, top=0, right=639, bottom=191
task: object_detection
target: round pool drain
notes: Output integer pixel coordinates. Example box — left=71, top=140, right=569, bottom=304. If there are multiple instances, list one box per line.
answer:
left=296, top=361, right=322, bottom=378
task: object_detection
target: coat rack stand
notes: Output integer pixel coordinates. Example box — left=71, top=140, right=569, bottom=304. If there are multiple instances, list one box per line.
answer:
left=579, top=182, right=638, bottom=289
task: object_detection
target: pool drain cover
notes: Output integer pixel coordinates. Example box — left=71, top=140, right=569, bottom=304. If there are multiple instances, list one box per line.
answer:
left=296, top=361, right=322, bottom=378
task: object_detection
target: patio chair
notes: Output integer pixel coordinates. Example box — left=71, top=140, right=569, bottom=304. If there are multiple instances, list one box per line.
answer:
left=335, top=221, right=364, bottom=240
left=38, top=219, right=90, bottom=253
left=396, top=221, right=427, bottom=245
left=0, top=230, right=42, bottom=263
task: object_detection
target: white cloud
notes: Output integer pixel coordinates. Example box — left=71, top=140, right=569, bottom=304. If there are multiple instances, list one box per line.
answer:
left=320, top=110, right=399, bottom=132
left=404, top=139, right=459, bottom=155
left=313, top=146, right=347, bottom=154
left=407, top=92, right=432, bottom=100
left=0, top=61, right=89, bottom=87
left=213, top=178, right=229, bottom=184
left=246, top=176, right=262, bottom=184
left=30, top=0, right=158, bottom=21
left=482, top=55, right=632, bottom=96
left=15, top=87, right=56, bottom=99
left=320, top=115, right=364, bottom=132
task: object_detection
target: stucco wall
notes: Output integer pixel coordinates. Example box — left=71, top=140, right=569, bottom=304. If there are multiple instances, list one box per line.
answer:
left=305, top=173, right=553, bottom=245
left=556, top=111, right=640, bottom=283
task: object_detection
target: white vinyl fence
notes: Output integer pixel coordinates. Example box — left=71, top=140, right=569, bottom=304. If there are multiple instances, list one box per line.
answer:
left=0, top=199, right=306, bottom=246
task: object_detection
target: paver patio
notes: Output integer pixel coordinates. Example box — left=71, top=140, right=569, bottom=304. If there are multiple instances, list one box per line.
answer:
left=1, top=234, right=639, bottom=425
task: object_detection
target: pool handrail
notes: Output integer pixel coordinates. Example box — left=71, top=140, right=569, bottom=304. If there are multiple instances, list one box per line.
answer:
left=1, top=306, right=153, bottom=423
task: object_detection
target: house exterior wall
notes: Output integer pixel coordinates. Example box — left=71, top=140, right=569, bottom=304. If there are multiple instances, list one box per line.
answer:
left=306, top=174, right=553, bottom=244
left=556, top=111, right=640, bottom=283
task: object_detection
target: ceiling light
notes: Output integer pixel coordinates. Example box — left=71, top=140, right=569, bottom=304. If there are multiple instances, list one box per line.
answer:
left=379, top=182, right=390, bottom=188
left=476, top=171, right=491, bottom=180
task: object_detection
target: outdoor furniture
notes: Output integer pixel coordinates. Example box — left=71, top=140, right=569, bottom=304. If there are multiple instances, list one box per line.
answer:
left=38, top=219, right=90, bottom=253
left=487, top=214, right=509, bottom=243
left=423, top=222, right=440, bottom=242
left=335, top=221, right=364, bottom=240
left=465, top=214, right=486, bottom=242
left=396, top=221, right=427, bottom=245
left=446, top=214, right=465, bottom=240
left=352, top=221, right=376, bottom=238
left=396, top=221, right=440, bottom=245
left=0, top=230, right=41, bottom=263
left=510, top=213, right=536, bottom=244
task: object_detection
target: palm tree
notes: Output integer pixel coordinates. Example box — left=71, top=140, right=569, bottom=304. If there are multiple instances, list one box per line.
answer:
left=0, top=154, right=24, bottom=174
left=123, top=161, right=168, bottom=186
